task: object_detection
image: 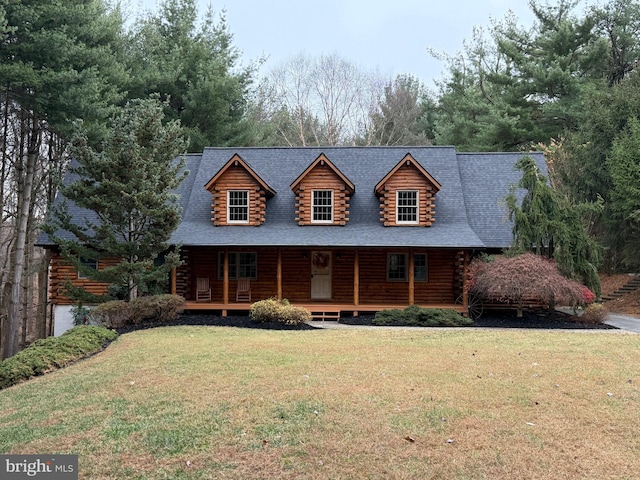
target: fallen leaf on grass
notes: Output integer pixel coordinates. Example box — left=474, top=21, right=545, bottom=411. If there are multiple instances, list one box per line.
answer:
left=404, top=436, right=415, bottom=443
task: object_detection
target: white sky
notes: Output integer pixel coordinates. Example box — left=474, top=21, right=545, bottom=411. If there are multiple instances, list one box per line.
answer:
left=133, top=0, right=538, bottom=88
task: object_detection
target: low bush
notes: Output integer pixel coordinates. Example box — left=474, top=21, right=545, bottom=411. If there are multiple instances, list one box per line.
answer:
left=250, top=298, right=311, bottom=325
left=92, top=300, right=131, bottom=328
left=578, top=303, right=609, bottom=324
left=92, top=295, right=185, bottom=328
left=0, top=326, right=117, bottom=390
left=373, top=305, right=473, bottom=327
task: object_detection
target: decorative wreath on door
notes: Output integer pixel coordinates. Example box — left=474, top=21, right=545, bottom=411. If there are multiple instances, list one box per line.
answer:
left=312, top=252, right=330, bottom=272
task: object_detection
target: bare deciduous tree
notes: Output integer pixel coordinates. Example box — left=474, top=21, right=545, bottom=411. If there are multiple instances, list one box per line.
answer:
left=255, top=52, right=386, bottom=146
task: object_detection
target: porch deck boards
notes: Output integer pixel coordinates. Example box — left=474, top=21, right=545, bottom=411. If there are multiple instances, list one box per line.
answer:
left=183, top=301, right=468, bottom=319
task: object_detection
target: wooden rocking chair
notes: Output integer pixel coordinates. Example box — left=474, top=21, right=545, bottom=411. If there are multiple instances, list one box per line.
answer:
left=196, top=277, right=211, bottom=302
left=236, top=277, right=251, bottom=303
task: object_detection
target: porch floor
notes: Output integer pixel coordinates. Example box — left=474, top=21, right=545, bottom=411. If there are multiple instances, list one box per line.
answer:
left=183, top=301, right=468, bottom=320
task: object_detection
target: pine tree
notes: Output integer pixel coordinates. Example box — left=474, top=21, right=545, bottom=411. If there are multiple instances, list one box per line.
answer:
left=46, top=98, right=188, bottom=302
left=506, top=155, right=602, bottom=296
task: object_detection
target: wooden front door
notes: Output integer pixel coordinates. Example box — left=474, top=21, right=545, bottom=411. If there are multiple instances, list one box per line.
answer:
left=311, top=251, right=332, bottom=299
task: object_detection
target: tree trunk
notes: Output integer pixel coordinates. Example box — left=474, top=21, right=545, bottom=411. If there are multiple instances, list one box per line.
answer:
left=3, top=117, right=39, bottom=359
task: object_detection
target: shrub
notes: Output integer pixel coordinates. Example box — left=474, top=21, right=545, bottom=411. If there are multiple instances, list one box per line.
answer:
left=92, top=295, right=185, bottom=328
left=578, top=303, right=609, bottom=324
left=469, top=253, right=591, bottom=313
left=250, top=298, right=310, bottom=325
left=0, top=326, right=117, bottom=390
left=280, top=305, right=312, bottom=325
left=373, top=305, right=473, bottom=327
left=71, top=303, right=94, bottom=326
left=92, top=300, right=131, bottom=328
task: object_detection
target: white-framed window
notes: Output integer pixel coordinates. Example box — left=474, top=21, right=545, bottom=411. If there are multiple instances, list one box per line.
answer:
left=312, top=189, right=333, bottom=223
left=227, top=190, right=249, bottom=223
left=218, top=252, right=257, bottom=280
left=387, top=253, right=407, bottom=281
left=78, top=257, right=98, bottom=279
left=396, top=190, right=419, bottom=224
left=414, top=253, right=428, bottom=282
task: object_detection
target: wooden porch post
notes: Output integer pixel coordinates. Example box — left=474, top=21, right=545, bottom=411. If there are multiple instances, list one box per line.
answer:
left=170, top=268, right=177, bottom=295
left=353, top=250, right=360, bottom=315
left=277, top=248, right=282, bottom=299
left=223, top=249, right=229, bottom=315
left=463, top=250, right=469, bottom=310
left=408, top=250, right=415, bottom=305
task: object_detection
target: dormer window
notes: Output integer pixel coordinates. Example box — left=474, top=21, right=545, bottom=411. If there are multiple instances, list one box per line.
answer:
left=228, top=190, right=249, bottom=223
left=312, top=190, right=333, bottom=223
left=396, top=190, right=418, bottom=224
left=291, top=153, right=355, bottom=226
left=375, top=154, right=441, bottom=227
left=205, top=154, right=276, bottom=226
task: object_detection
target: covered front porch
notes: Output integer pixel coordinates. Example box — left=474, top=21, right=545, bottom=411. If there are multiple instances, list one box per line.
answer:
left=172, top=246, right=471, bottom=319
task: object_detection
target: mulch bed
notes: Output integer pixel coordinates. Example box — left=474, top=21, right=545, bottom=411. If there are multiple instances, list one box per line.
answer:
left=117, top=309, right=616, bottom=333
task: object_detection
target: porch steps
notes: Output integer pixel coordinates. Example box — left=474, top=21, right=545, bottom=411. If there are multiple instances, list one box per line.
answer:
left=309, top=310, right=341, bottom=321
left=601, top=275, right=640, bottom=302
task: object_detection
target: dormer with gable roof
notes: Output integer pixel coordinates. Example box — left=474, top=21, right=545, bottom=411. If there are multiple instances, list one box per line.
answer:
left=204, top=154, right=276, bottom=226
left=290, top=153, right=355, bottom=226
left=375, top=153, right=442, bottom=227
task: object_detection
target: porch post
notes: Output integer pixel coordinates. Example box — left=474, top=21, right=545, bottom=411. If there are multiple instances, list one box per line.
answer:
left=277, top=248, right=282, bottom=299
left=353, top=250, right=360, bottom=309
left=223, top=249, right=229, bottom=306
left=463, top=250, right=469, bottom=310
left=170, top=267, right=177, bottom=295
left=408, top=250, right=415, bottom=305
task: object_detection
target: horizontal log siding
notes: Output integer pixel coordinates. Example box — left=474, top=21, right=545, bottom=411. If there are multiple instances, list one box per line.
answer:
left=280, top=249, right=311, bottom=301
left=48, top=253, right=118, bottom=305
left=378, top=163, right=437, bottom=227
left=293, top=164, right=351, bottom=225
left=414, top=250, right=457, bottom=304
left=209, top=164, right=267, bottom=226
left=331, top=250, right=356, bottom=303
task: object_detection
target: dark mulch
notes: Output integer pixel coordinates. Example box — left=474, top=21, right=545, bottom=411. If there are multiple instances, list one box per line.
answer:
left=339, top=309, right=616, bottom=330
left=116, top=309, right=616, bottom=333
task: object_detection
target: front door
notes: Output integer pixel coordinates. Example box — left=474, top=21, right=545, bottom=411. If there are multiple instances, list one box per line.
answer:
left=311, top=251, right=332, bottom=299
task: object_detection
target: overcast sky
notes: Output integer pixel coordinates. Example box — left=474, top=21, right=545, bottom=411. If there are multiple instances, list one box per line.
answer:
left=134, top=0, right=540, bottom=88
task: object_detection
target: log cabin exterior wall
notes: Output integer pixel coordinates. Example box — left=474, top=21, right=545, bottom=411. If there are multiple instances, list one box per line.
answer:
left=293, top=163, right=352, bottom=226
left=48, top=252, right=119, bottom=305
left=207, top=164, right=269, bottom=226
left=377, top=162, right=437, bottom=227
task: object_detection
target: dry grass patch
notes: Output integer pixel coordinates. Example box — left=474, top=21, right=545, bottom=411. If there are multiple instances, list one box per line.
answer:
left=0, top=326, right=638, bottom=479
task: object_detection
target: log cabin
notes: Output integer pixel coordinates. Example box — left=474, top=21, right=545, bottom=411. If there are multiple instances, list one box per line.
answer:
left=37, top=146, right=547, bottom=334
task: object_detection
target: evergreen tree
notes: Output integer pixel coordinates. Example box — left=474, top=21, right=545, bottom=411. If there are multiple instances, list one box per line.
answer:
left=46, top=98, right=188, bottom=302
left=125, top=0, right=254, bottom=150
left=0, top=0, right=126, bottom=358
left=506, top=156, right=602, bottom=296
left=367, top=75, right=433, bottom=146
left=608, top=117, right=640, bottom=266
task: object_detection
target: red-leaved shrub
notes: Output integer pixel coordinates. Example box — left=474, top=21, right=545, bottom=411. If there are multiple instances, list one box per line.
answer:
left=468, top=253, right=590, bottom=310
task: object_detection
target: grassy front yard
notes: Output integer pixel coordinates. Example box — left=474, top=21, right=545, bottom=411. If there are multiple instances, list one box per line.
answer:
left=1, top=326, right=639, bottom=479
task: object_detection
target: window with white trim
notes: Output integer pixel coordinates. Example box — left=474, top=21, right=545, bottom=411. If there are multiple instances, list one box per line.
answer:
left=387, top=253, right=407, bottom=281
left=396, top=190, right=418, bottom=224
left=414, top=253, right=428, bottom=282
left=218, top=252, right=257, bottom=280
left=312, top=190, right=333, bottom=223
left=227, top=190, right=249, bottom=223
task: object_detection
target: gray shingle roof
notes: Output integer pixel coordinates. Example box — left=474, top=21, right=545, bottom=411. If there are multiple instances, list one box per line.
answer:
left=38, top=147, right=547, bottom=250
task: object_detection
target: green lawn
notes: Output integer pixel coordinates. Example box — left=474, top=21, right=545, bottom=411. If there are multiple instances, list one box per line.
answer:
left=1, top=326, right=639, bottom=479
